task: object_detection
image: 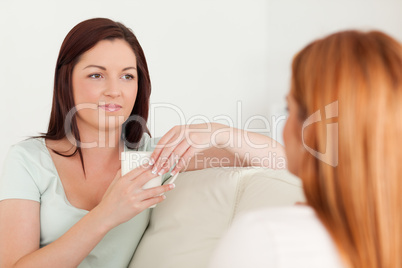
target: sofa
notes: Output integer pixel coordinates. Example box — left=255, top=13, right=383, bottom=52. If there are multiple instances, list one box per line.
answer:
left=129, top=167, right=305, bottom=268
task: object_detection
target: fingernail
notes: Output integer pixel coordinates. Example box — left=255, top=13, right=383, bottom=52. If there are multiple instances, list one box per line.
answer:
left=170, top=170, right=176, bottom=176
left=162, top=195, right=166, bottom=199
left=149, top=158, right=155, bottom=166
left=152, top=167, right=157, bottom=174
left=158, top=169, right=166, bottom=176
left=169, top=183, right=176, bottom=189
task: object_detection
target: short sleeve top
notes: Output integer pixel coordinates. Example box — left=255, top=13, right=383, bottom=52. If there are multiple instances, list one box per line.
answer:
left=0, top=133, right=164, bottom=268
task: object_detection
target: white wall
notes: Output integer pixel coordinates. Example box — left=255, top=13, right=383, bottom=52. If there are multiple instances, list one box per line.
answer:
left=1, top=0, right=401, bottom=172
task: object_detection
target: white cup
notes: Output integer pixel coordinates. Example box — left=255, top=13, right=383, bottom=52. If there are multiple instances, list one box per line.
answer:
left=121, top=151, right=162, bottom=208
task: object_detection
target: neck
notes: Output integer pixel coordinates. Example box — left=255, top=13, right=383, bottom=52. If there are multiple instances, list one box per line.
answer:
left=70, top=120, right=124, bottom=158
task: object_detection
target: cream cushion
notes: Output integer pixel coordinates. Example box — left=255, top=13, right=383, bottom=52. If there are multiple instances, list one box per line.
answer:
left=129, top=167, right=305, bottom=268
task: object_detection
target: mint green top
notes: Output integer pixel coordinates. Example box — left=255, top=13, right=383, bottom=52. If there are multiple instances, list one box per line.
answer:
left=0, top=134, right=164, bottom=268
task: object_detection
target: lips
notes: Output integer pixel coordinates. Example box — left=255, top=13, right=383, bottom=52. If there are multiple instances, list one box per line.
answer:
left=98, top=103, right=122, bottom=112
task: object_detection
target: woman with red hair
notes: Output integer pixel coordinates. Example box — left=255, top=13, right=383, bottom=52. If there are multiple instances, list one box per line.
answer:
left=210, top=30, right=402, bottom=268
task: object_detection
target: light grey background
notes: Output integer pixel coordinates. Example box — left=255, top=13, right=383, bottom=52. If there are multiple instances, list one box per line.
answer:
left=1, top=0, right=401, bottom=171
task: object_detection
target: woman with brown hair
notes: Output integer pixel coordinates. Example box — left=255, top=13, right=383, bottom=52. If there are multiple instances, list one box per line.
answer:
left=0, top=18, right=285, bottom=267
left=209, top=30, right=402, bottom=268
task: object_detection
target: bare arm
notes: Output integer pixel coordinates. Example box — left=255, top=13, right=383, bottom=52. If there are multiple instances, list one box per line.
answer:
left=0, top=199, right=109, bottom=268
left=150, top=123, right=287, bottom=175
left=0, top=168, right=174, bottom=268
left=184, top=126, right=287, bottom=171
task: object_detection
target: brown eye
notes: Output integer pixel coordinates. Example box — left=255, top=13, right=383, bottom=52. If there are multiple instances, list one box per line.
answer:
left=89, top=74, right=102, bottom=79
left=122, top=74, right=134, bottom=80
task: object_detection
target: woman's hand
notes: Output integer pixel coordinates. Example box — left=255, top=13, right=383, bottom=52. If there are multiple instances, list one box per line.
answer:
left=96, top=166, right=175, bottom=230
left=149, top=123, right=229, bottom=176
left=0, top=166, right=175, bottom=268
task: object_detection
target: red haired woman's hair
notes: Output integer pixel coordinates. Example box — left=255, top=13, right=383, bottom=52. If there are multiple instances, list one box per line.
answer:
left=292, top=30, right=402, bottom=268
left=41, top=18, right=151, bottom=172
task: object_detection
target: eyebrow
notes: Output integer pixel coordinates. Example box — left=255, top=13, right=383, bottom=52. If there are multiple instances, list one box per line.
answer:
left=83, top=65, right=137, bottom=71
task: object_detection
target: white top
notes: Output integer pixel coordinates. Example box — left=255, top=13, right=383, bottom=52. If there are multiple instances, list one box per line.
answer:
left=0, top=134, right=166, bottom=268
left=209, top=206, right=345, bottom=268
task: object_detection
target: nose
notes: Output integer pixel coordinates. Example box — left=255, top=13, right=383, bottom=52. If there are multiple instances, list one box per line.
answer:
left=104, top=78, right=121, bottom=98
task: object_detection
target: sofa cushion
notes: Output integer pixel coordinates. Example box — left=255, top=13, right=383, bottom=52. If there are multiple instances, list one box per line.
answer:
left=129, top=167, right=305, bottom=268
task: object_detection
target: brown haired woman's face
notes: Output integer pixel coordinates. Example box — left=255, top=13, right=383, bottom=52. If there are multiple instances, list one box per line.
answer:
left=72, top=39, right=138, bottom=132
left=283, top=94, right=303, bottom=176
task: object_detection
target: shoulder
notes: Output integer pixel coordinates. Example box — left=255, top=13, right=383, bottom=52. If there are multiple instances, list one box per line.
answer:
left=3, top=137, right=57, bottom=180
left=227, top=206, right=322, bottom=244
left=10, top=137, right=45, bottom=150
left=209, top=206, right=344, bottom=268
left=1, top=138, right=52, bottom=202
left=232, top=206, right=333, bottom=248
left=6, top=138, right=47, bottom=161
left=239, top=205, right=320, bottom=227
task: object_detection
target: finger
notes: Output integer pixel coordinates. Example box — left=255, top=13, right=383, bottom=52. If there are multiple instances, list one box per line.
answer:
left=131, top=169, right=160, bottom=187
left=164, top=152, right=181, bottom=174
left=152, top=134, right=180, bottom=173
left=149, top=126, right=182, bottom=165
left=151, top=125, right=187, bottom=168
left=138, top=183, right=175, bottom=200
left=123, top=165, right=151, bottom=181
left=141, top=195, right=167, bottom=209
left=153, top=138, right=189, bottom=175
left=171, top=146, right=196, bottom=175
left=154, top=149, right=182, bottom=176
left=155, top=159, right=171, bottom=177
left=158, top=148, right=185, bottom=176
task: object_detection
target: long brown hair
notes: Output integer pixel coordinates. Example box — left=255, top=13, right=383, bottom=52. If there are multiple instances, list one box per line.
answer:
left=292, top=30, right=402, bottom=268
left=41, top=18, right=151, bottom=172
